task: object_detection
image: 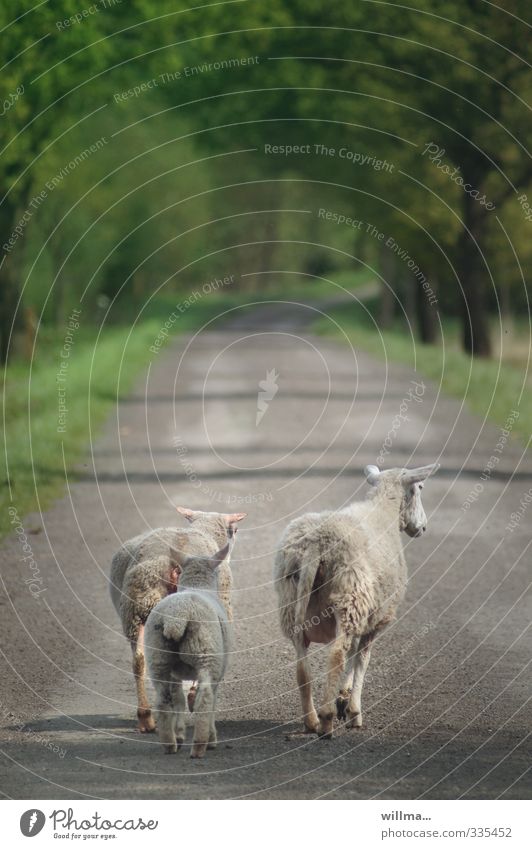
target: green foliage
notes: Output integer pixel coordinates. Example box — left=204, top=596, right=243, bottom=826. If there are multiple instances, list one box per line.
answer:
left=3, top=0, right=531, bottom=330
left=1, top=1, right=530, bottom=513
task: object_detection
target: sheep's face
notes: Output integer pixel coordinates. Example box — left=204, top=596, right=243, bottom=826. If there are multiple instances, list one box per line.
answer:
left=176, top=507, right=247, bottom=530
left=176, top=506, right=247, bottom=543
left=364, top=462, right=439, bottom=537
left=400, top=482, right=427, bottom=537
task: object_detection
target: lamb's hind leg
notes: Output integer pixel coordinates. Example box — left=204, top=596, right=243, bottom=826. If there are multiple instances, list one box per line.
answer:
left=154, top=679, right=179, bottom=754
left=173, top=681, right=186, bottom=749
left=131, top=624, right=155, bottom=732
left=191, top=675, right=214, bottom=759
left=295, top=639, right=319, bottom=734
left=346, top=632, right=373, bottom=729
left=318, top=631, right=347, bottom=739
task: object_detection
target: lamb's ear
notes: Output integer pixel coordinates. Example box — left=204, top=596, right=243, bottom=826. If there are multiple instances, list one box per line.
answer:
left=176, top=506, right=199, bottom=523
left=402, top=463, right=440, bottom=486
left=209, top=540, right=231, bottom=567
left=364, top=465, right=381, bottom=486
left=223, top=512, right=247, bottom=525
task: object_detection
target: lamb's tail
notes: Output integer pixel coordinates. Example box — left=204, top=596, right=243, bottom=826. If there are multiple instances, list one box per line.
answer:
left=161, top=612, right=189, bottom=644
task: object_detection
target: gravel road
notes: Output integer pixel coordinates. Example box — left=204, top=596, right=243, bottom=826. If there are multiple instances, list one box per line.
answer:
left=0, top=300, right=530, bottom=799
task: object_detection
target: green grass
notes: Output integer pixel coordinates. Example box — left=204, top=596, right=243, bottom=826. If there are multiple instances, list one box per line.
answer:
left=314, top=267, right=374, bottom=293
left=2, top=321, right=153, bottom=539
left=0, top=291, right=244, bottom=539
left=313, top=299, right=531, bottom=447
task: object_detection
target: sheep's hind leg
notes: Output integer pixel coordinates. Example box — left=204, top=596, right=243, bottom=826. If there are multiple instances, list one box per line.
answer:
left=295, top=640, right=319, bottom=734
left=208, top=683, right=219, bottom=750
left=346, top=632, right=373, bottom=729
left=318, top=633, right=347, bottom=739
left=191, top=677, right=214, bottom=759
left=131, top=624, right=155, bottom=733
left=336, top=636, right=359, bottom=720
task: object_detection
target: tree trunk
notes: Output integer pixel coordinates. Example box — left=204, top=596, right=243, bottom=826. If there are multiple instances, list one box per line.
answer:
left=456, top=191, right=492, bottom=357
left=378, top=278, right=395, bottom=329
left=254, top=184, right=280, bottom=291
left=0, top=199, right=21, bottom=364
left=377, top=239, right=396, bottom=329
left=23, top=306, right=37, bottom=360
left=256, top=225, right=277, bottom=292
left=133, top=270, right=146, bottom=302
left=416, top=271, right=438, bottom=343
left=50, top=238, right=67, bottom=325
left=498, top=279, right=511, bottom=318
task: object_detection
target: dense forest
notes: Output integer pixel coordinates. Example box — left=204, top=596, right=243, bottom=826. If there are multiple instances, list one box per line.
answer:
left=1, top=0, right=531, bottom=362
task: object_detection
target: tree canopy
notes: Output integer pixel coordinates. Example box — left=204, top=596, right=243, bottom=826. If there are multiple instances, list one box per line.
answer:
left=1, top=0, right=531, bottom=359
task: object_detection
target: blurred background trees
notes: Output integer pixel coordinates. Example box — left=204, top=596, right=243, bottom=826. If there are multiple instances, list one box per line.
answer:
left=1, top=0, right=530, bottom=361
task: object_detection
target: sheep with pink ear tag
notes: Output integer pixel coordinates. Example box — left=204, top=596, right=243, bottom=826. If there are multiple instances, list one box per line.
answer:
left=109, top=507, right=247, bottom=733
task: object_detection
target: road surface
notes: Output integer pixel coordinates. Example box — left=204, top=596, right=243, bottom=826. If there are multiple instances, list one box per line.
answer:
left=0, top=299, right=530, bottom=799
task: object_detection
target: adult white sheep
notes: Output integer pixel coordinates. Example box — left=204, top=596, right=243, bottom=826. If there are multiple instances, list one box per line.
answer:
left=274, top=463, right=439, bottom=738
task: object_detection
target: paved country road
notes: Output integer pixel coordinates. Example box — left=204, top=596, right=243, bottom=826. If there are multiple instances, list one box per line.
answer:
left=0, top=300, right=530, bottom=800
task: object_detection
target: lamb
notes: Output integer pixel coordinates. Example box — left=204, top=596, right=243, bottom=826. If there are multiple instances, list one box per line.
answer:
left=145, top=540, right=232, bottom=758
left=109, top=507, right=246, bottom=732
left=274, top=462, right=439, bottom=738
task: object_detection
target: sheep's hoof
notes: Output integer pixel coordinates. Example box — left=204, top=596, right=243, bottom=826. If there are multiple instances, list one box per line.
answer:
left=207, top=733, right=217, bottom=750
left=163, top=743, right=178, bottom=754
left=303, top=710, right=320, bottom=734
left=318, top=713, right=334, bottom=739
left=345, top=710, right=363, bottom=729
left=303, top=719, right=320, bottom=735
left=336, top=696, right=349, bottom=721
left=190, top=743, right=207, bottom=759
left=137, top=710, right=156, bottom=733
left=176, top=736, right=185, bottom=749
left=284, top=726, right=318, bottom=740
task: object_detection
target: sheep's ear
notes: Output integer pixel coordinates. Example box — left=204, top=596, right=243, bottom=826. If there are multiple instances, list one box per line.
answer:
left=209, top=540, right=231, bottom=567
left=168, top=546, right=186, bottom=569
left=176, top=506, right=198, bottom=522
left=364, top=465, right=381, bottom=486
left=402, top=463, right=440, bottom=486
left=223, top=512, right=247, bottom=524
left=168, top=564, right=181, bottom=592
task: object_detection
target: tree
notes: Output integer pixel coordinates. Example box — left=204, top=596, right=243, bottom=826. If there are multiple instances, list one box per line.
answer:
left=155, top=0, right=531, bottom=354
left=0, top=0, right=160, bottom=360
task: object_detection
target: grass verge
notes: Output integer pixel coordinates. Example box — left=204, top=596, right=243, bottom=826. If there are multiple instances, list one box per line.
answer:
left=1, top=291, right=242, bottom=539
left=313, top=299, right=531, bottom=447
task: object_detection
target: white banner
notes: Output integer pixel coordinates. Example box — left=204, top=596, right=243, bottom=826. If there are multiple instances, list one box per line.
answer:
left=2, top=799, right=527, bottom=848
